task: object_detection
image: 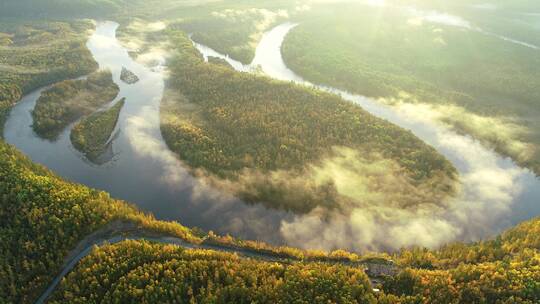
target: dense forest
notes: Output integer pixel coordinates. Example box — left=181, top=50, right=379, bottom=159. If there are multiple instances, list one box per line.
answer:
left=1, top=1, right=540, bottom=303
left=0, top=141, right=198, bottom=303
left=49, top=240, right=376, bottom=303
left=161, top=30, right=456, bottom=213
left=48, top=216, right=540, bottom=303
left=175, top=8, right=287, bottom=64
left=0, top=0, right=125, bottom=18
left=114, top=1, right=296, bottom=66
left=3, top=133, right=540, bottom=303
left=383, top=217, right=540, bottom=303
left=70, top=98, right=125, bottom=161
left=32, top=70, right=120, bottom=140
left=0, top=136, right=397, bottom=303
left=0, top=20, right=98, bottom=135
left=283, top=3, right=540, bottom=175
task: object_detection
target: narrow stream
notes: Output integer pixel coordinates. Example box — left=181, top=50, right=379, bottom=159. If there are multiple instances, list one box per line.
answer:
left=4, top=21, right=540, bottom=252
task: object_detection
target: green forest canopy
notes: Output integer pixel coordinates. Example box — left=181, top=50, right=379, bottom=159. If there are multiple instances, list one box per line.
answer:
left=49, top=219, right=540, bottom=304
left=31, top=69, right=120, bottom=140
left=161, top=30, right=456, bottom=213
left=0, top=1, right=539, bottom=303
left=282, top=3, right=540, bottom=175
left=70, top=97, right=125, bottom=161
left=0, top=20, right=97, bottom=135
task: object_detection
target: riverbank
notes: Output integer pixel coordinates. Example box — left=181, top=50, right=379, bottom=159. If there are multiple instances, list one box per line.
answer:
left=0, top=19, right=97, bottom=136
left=32, top=70, right=119, bottom=140
left=189, top=22, right=540, bottom=253
left=161, top=29, right=456, bottom=214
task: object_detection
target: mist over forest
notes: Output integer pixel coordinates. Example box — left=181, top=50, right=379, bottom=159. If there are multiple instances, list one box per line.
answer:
left=1, top=0, right=540, bottom=303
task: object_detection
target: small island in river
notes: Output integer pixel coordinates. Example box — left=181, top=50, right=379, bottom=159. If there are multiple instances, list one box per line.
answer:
left=70, top=98, right=125, bottom=162
left=32, top=70, right=120, bottom=140
left=120, top=67, right=139, bottom=84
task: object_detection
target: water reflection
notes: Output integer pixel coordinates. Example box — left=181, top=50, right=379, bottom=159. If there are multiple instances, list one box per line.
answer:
left=4, top=21, right=292, bottom=245
left=193, top=22, right=540, bottom=251
left=4, top=20, right=539, bottom=252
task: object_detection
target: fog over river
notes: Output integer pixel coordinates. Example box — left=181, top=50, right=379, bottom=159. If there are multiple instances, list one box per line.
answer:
left=5, top=21, right=540, bottom=252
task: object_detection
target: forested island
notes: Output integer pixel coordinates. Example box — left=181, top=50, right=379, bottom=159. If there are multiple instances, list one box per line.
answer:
left=2, top=136, right=540, bottom=303
left=32, top=70, right=119, bottom=140
left=0, top=20, right=97, bottom=135
left=70, top=98, right=125, bottom=161
left=1, top=1, right=540, bottom=304
left=161, top=31, right=456, bottom=213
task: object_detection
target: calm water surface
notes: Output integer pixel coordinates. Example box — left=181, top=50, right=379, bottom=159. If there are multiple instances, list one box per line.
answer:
left=4, top=21, right=291, bottom=245
left=194, top=22, right=540, bottom=250
left=4, top=21, right=540, bottom=251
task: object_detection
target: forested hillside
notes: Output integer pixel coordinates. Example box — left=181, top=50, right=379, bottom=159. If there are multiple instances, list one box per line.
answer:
left=384, top=217, right=540, bottom=303
left=116, top=3, right=292, bottom=65
left=70, top=98, right=125, bottom=161
left=161, top=30, right=456, bottom=213
left=3, top=134, right=539, bottom=303
left=0, top=142, right=197, bottom=303
left=48, top=217, right=540, bottom=303
left=0, top=20, right=97, bottom=135
left=49, top=240, right=376, bottom=303
left=176, top=7, right=288, bottom=64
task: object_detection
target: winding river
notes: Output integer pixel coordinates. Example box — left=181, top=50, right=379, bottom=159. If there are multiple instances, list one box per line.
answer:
left=5, top=21, right=540, bottom=252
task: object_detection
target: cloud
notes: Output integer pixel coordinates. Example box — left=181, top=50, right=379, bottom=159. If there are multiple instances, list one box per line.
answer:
left=135, top=15, right=540, bottom=253
left=135, top=45, right=170, bottom=68
left=278, top=99, right=527, bottom=252
left=187, top=20, right=535, bottom=252
left=125, top=105, right=189, bottom=186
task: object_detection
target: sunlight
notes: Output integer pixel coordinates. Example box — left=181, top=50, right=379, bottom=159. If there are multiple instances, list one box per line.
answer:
left=3, top=1, right=540, bottom=302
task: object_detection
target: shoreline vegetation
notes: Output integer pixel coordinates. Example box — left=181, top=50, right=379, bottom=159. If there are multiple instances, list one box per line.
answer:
left=282, top=3, right=540, bottom=175
left=32, top=69, right=120, bottom=140
left=0, top=19, right=98, bottom=136
left=2, top=136, right=540, bottom=303
left=208, top=56, right=234, bottom=69
left=160, top=30, right=456, bottom=213
left=70, top=97, right=125, bottom=161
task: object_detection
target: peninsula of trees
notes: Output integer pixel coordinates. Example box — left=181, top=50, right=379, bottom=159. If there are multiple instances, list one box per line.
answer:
left=32, top=70, right=119, bottom=140
left=161, top=31, right=456, bottom=213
